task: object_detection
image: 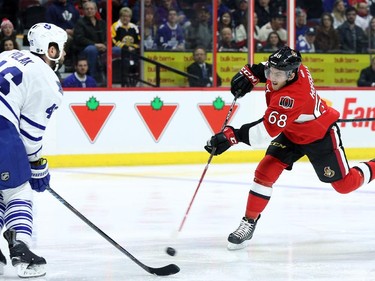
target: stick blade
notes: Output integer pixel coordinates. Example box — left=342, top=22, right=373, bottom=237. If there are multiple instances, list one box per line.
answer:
left=149, top=264, right=180, bottom=276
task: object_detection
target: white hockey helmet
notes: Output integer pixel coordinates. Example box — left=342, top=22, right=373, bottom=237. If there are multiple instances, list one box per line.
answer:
left=27, top=23, right=67, bottom=62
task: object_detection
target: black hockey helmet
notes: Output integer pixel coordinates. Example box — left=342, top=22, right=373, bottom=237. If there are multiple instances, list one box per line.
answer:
left=267, top=46, right=302, bottom=71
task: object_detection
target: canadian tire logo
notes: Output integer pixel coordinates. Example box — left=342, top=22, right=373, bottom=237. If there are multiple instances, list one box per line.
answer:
left=135, top=97, right=178, bottom=142
left=70, top=97, right=115, bottom=143
left=198, top=97, right=239, bottom=133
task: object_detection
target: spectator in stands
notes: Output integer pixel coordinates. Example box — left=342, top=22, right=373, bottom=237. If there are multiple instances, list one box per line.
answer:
left=156, top=0, right=186, bottom=27
left=355, top=2, right=371, bottom=31
left=0, top=36, right=18, bottom=52
left=366, top=17, right=375, bottom=53
left=46, top=0, right=80, bottom=70
left=260, top=31, right=284, bottom=52
left=218, top=27, right=241, bottom=51
left=132, top=0, right=157, bottom=25
left=217, top=11, right=248, bottom=51
left=0, top=0, right=18, bottom=32
left=63, top=57, right=97, bottom=88
left=112, top=7, right=140, bottom=56
left=233, top=16, right=248, bottom=50
left=296, top=0, right=324, bottom=22
left=255, top=0, right=271, bottom=28
left=323, top=0, right=350, bottom=13
left=331, top=0, right=347, bottom=29
left=46, top=0, right=80, bottom=36
left=232, top=0, right=248, bottom=30
left=357, top=57, right=375, bottom=86
left=296, top=27, right=317, bottom=53
left=111, top=7, right=140, bottom=87
left=187, top=46, right=222, bottom=87
left=258, top=10, right=287, bottom=43
left=156, top=8, right=185, bottom=50
left=143, top=7, right=158, bottom=50
left=0, top=18, right=17, bottom=45
left=74, top=0, right=102, bottom=20
left=185, top=5, right=212, bottom=50
left=315, top=12, right=341, bottom=53
left=337, top=6, right=368, bottom=53
left=73, top=1, right=107, bottom=82
left=218, top=11, right=233, bottom=33
left=296, top=7, right=309, bottom=42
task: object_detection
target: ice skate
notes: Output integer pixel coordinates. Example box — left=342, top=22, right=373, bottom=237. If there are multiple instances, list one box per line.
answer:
left=227, top=215, right=260, bottom=250
left=3, top=229, right=46, bottom=278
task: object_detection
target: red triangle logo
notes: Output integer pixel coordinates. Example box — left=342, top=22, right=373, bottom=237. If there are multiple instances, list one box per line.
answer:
left=198, top=104, right=239, bottom=133
left=136, top=104, right=178, bottom=142
left=70, top=104, right=115, bottom=143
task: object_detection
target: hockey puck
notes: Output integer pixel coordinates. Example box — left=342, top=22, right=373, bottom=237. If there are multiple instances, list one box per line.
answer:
left=166, top=247, right=176, bottom=256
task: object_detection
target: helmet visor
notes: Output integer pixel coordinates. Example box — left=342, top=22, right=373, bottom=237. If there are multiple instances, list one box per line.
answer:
left=265, top=64, right=290, bottom=81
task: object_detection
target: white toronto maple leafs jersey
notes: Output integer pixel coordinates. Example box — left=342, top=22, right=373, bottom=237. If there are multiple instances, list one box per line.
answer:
left=0, top=50, right=63, bottom=161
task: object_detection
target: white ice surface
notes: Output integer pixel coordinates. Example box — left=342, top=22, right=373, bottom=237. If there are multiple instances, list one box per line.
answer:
left=1, top=161, right=374, bottom=280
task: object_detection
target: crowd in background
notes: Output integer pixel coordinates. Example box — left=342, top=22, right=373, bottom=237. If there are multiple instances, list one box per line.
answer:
left=1, top=0, right=375, bottom=87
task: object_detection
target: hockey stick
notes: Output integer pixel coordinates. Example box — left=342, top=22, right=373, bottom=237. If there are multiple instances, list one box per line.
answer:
left=178, top=92, right=240, bottom=232
left=46, top=186, right=180, bottom=276
left=337, top=117, right=375, bottom=123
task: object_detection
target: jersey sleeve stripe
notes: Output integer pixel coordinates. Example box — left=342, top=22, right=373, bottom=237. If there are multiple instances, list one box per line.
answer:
left=0, top=95, right=20, bottom=123
left=27, top=146, right=42, bottom=158
left=20, top=115, right=46, bottom=130
left=20, top=129, right=42, bottom=141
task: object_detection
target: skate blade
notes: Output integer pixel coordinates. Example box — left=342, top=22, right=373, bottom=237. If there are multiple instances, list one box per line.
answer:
left=227, top=241, right=248, bottom=251
left=16, top=263, right=46, bottom=278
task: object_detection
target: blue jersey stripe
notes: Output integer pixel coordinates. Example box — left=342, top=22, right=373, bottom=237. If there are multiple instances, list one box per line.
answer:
left=27, top=145, right=42, bottom=158
left=20, top=128, right=42, bottom=141
left=21, top=114, right=46, bottom=130
left=0, top=95, right=20, bottom=124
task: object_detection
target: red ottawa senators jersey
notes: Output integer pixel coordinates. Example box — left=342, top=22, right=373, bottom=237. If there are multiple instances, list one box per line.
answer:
left=263, top=64, right=340, bottom=144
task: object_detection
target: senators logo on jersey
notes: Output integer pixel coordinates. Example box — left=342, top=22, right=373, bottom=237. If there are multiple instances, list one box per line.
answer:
left=279, top=96, right=294, bottom=109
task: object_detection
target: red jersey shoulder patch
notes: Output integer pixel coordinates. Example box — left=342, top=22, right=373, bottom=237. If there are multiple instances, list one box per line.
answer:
left=279, top=96, right=294, bottom=109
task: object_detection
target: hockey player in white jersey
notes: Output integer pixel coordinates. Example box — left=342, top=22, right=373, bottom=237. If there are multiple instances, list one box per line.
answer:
left=0, top=23, right=67, bottom=278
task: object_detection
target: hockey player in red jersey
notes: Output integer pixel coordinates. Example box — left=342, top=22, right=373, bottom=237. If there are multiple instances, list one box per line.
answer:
left=205, top=46, right=375, bottom=250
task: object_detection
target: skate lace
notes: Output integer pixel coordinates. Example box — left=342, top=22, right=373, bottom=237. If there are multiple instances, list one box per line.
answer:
left=233, top=219, right=254, bottom=239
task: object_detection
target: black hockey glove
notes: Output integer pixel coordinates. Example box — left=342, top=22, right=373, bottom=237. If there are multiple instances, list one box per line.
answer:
left=29, top=158, right=50, bottom=192
left=230, top=63, right=266, bottom=98
left=204, top=126, right=239, bottom=155
left=231, top=64, right=259, bottom=97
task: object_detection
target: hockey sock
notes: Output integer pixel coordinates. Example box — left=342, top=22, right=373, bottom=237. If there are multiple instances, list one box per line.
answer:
left=331, top=167, right=366, bottom=194
left=245, top=155, right=288, bottom=219
left=245, top=179, right=272, bottom=219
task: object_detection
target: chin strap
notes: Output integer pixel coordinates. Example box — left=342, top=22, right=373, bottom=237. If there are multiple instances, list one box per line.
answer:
left=45, top=50, right=63, bottom=72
